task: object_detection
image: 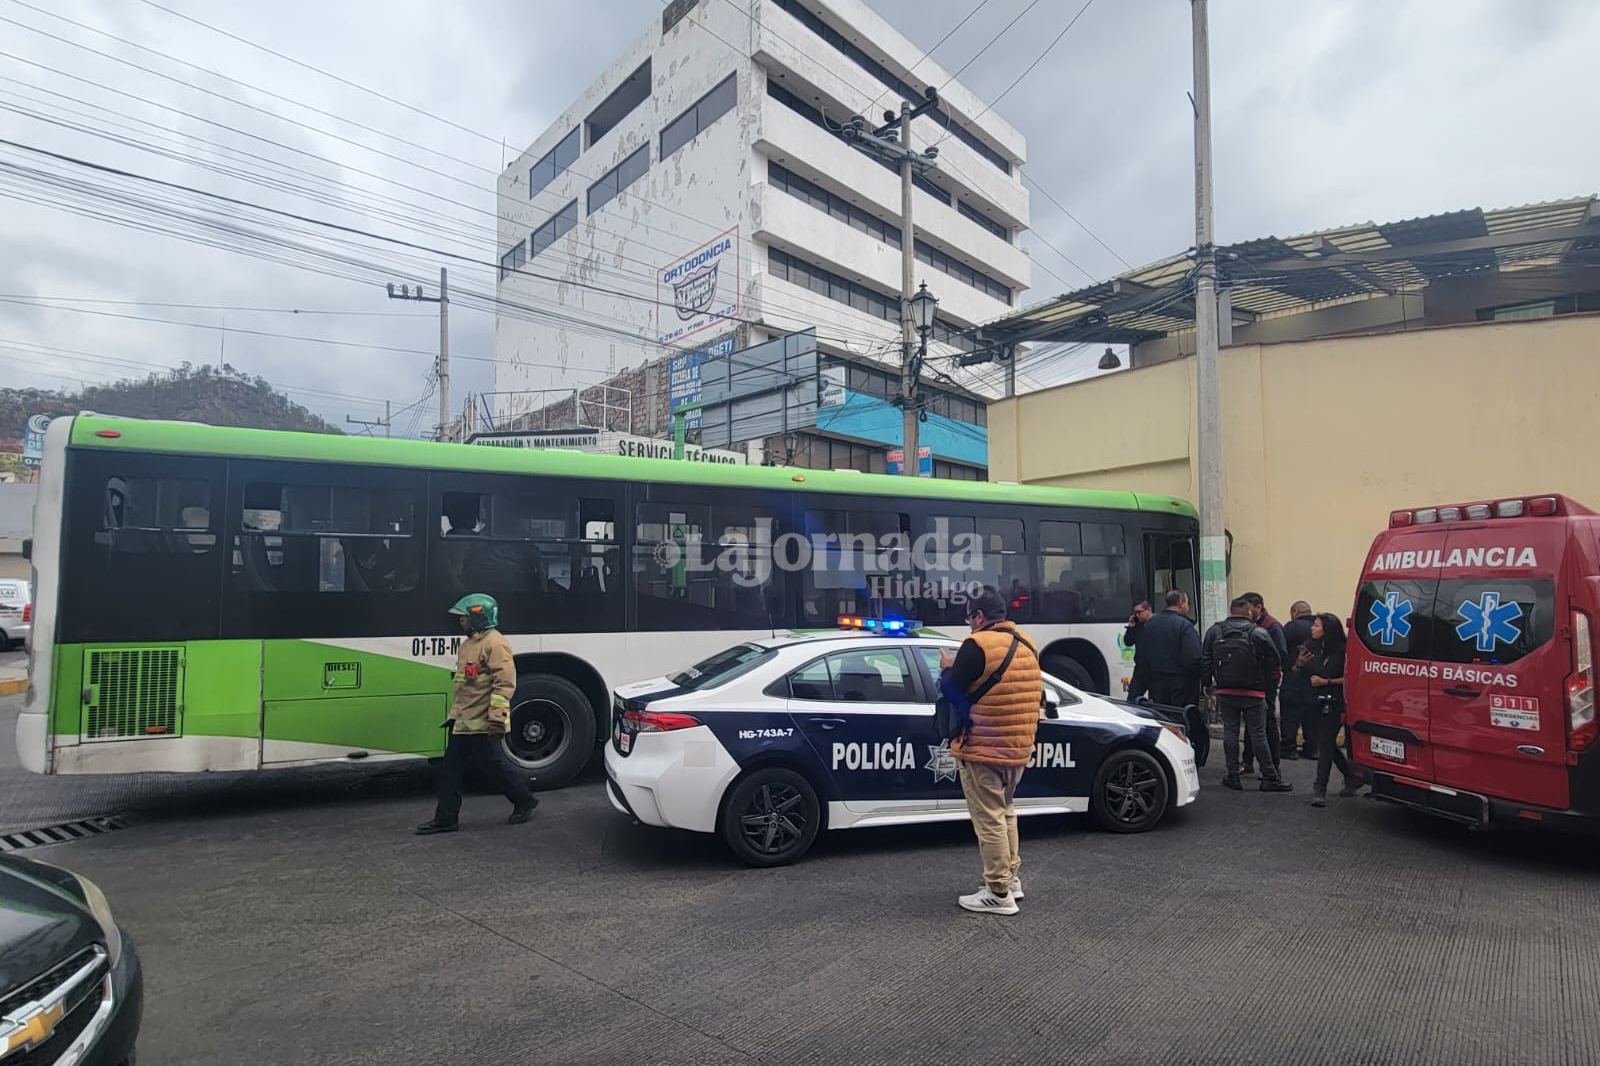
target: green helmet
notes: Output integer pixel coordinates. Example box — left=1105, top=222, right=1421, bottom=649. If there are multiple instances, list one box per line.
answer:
left=449, top=593, right=499, bottom=632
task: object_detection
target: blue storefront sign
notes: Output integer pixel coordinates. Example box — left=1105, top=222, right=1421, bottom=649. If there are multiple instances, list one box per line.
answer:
left=23, top=414, right=51, bottom=468
left=668, top=333, right=736, bottom=431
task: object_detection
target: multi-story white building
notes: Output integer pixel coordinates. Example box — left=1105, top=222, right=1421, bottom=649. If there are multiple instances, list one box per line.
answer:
left=492, top=0, right=1030, bottom=477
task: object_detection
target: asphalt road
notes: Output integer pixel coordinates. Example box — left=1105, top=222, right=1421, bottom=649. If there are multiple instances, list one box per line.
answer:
left=4, top=689, right=1600, bottom=1066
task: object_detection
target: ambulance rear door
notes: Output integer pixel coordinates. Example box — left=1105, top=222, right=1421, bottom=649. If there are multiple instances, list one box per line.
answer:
left=1349, top=528, right=1444, bottom=780
left=1429, top=524, right=1568, bottom=810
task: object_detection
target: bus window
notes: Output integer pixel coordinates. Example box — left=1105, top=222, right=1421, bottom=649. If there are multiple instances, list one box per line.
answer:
left=800, top=509, right=909, bottom=623
left=634, top=502, right=784, bottom=630
left=975, top=517, right=1032, bottom=620
left=1037, top=520, right=1133, bottom=623
left=435, top=490, right=619, bottom=632
left=235, top=482, right=418, bottom=595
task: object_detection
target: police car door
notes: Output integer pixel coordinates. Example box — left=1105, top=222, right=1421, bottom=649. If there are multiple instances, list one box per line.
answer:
left=786, top=645, right=957, bottom=817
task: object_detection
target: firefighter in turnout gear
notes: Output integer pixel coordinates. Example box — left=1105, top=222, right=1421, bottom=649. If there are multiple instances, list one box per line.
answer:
left=415, top=594, right=538, bottom=834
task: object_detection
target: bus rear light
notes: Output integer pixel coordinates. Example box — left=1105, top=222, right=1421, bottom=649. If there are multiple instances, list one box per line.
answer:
left=1496, top=500, right=1525, bottom=518
left=1530, top=497, right=1559, bottom=516
left=1465, top=504, right=1491, bottom=520
left=621, top=708, right=703, bottom=733
left=1389, top=511, right=1413, bottom=528
left=1437, top=507, right=1462, bottom=522
left=1415, top=508, right=1439, bottom=524
left=1567, top=611, right=1596, bottom=752
left=94, top=430, right=121, bottom=439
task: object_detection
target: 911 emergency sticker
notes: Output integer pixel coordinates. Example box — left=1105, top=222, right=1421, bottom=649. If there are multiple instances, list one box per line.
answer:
left=1489, top=694, right=1540, bottom=731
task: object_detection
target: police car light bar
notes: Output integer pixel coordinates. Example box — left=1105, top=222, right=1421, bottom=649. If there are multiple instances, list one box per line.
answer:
left=837, top=616, right=920, bottom=633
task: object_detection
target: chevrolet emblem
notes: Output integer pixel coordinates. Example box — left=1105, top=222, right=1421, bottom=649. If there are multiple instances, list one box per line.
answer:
left=0, top=1000, right=65, bottom=1058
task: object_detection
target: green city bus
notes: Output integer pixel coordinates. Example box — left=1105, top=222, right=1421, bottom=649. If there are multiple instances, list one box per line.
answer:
left=19, top=415, right=1198, bottom=788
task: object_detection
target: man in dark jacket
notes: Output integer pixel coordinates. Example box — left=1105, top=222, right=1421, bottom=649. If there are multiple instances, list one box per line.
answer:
left=1202, top=596, right=1292, bottom=792
left=1241, top=592, right=1288, bottom=775
left=1123, top=600, right=1154, bottom=700
left=1131, top=590, right=1200, bottom=707
left=1279, top=601, right=1316, bottom=760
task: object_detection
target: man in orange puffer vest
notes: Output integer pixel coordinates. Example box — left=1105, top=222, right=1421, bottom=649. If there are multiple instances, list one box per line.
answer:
left=940, top=589, right=1043, bottom=915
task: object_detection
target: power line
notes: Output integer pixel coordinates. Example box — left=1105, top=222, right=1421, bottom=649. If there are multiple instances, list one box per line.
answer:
left=1, top=294, right=431, bottom=317
left=936, top=0, right=1044, bottom=90
left=130, top=0, right=505, bottom=149
left=1022, top=170, right=1134, bottom=271
left=935, top=0, right=1097, bottom=136
left=864, top=0, right=998, bottom=111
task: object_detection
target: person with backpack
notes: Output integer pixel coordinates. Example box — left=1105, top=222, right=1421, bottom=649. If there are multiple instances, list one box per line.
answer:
left=1201, top=595, right=1293, bottom=793
left=938, top=589, right=1042, bottom=916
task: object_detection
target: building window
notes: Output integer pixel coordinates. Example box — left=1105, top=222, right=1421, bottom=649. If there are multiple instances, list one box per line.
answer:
left=499, top=240, right=526, bottom=281
left=660, top=73, right=737, bottom=159
left=767, top=249, right=975, bottom=351
left=914, top=239, right=1012, bottom=305
left=958, top=200, right=1009, bottom=242
left=586, top=60, right=651, bottom=147
left=912, top=171, right=950, bottom=205
left=769, top=163, right=901, bottom=247
left=529, top=128, right=581, bottom=198
left=767, top=0, right=1012, bottom=175
left=530, top=201, right=579, bottom=259
left=588, top=144, right=650, bottom=214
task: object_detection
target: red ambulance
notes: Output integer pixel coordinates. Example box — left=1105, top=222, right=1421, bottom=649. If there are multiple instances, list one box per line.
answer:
left=1346, top=494, right=1600, bottom=830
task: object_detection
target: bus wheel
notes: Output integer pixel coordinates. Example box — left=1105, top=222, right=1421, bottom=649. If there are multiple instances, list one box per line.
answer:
left=1044, top=653, right=1096, bottom=694
left=502, top=674, right=595, bottom=790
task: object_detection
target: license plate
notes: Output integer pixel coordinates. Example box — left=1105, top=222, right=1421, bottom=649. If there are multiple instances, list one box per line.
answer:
left=1370, top=736, right=1405, bottom=762
left=618, top=732, right=631, bottom=754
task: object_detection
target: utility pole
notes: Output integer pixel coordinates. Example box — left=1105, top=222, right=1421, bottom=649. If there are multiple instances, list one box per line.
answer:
left=385, top=267, right=450, bottom=440
left=385, top=399, right=391, bottom=439
left=841, top=88, right=941, bottom=476
left=1191, top=0, right=1226, bottom=628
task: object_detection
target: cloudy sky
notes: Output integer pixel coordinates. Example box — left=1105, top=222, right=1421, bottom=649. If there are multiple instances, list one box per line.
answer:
left=1, top=0, right=1595, bottom=434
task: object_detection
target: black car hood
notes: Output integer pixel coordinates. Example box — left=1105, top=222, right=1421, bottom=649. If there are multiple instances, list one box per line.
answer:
left=0, top=854, right=97, bottom=992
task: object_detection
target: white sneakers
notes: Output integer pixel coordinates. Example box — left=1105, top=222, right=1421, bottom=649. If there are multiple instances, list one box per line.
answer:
left=958, top=886, right=1020, bottom=915
left=1009, top=877, right=1024, bottom=900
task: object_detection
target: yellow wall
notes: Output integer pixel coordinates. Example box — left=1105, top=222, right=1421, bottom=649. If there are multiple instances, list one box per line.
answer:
left=990, top=313, right=1600, bottom=619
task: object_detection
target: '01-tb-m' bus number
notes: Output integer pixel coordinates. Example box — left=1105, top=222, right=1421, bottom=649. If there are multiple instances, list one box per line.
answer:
left=411, top=636, right=465, bottom=658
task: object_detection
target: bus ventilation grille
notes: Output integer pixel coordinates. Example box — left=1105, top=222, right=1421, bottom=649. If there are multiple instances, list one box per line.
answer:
left=86, top=647, right=182, bottom=739
left=0, top=816, right=126, bottom=853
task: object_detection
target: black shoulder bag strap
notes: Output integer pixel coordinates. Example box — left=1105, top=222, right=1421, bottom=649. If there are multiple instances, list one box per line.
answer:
left=967, top=634, right=1022, bottom=705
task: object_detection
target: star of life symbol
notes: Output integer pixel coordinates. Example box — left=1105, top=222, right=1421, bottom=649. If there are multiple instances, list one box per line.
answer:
left=925, top=742, right=959, bottom=783
left=1456, top=591, right=1523, bottom=653
left=1368, top=591, right=1413, bottom=646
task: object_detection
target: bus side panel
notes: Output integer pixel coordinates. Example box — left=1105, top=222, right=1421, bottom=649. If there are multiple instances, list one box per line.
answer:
left=260, top=639, right=450, bottom=763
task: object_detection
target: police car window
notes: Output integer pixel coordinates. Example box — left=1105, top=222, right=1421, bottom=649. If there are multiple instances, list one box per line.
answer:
left=783, top=657, right=835, bottom=701
left=1354, top=579, right=1435, bottom=660
left=826, top=648, right=919, bottom=703
left=667, top=643, right=777, bottom=690
left=1432, top=579, right=1554, bottom=666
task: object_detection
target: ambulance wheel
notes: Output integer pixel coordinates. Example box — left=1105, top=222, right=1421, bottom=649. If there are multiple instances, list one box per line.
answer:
left=1091, top=748, right=1170, bottom=833
left=720, top=768, right=821, bottom=867
left=501, top=674, right=594, bottom=790
left=1044, top=653, right=1096, bottom=694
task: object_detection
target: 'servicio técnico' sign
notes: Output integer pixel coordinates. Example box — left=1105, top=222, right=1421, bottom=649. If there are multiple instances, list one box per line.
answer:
left=467, top=429, right=745, bottom=464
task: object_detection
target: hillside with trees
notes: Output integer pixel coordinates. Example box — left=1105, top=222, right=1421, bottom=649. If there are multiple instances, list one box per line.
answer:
left=0, top=363, right=342, bottom=439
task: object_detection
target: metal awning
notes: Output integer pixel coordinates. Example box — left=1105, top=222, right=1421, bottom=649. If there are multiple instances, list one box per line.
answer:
left=969, top=195, right=1600, bottom=348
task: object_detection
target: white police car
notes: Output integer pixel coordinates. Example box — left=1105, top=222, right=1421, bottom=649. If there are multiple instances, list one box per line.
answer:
left=604, top=620, right=1201, bottom=866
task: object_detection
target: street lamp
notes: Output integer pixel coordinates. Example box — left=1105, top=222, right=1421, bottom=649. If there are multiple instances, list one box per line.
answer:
left=1098, top=346, right=1121, bottom=370
left=910, top=281, right=938, bottom=335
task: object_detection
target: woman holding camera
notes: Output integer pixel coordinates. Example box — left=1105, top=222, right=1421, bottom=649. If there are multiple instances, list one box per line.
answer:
left=1294, top=612, right=1361, bottom=807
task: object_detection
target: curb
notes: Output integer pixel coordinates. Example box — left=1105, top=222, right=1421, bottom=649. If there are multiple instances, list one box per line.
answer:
left=0, top=677, right=27, bottom=696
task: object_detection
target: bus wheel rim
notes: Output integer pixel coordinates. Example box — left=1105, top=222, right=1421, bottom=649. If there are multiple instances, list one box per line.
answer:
left=506, top=698, right=568, bottom=768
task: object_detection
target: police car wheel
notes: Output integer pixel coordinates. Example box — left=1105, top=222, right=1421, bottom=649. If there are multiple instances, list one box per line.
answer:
left=1090, top=748, right=1170, bottom=833
left=1044, top=653, right=1097, bottom=694
left=502, top=674, right=595, bottom=789
left=720, top=768, right=821, bottom=867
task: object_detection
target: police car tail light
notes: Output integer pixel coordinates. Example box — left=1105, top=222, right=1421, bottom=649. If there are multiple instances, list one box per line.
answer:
left=1567, top=611, right=1596, bottom=752
left=1414, top=508, right=1439, bottom=524
left=1530, top=496, right=1560, bottom=517
left=1496, top=500, right=1525, bottom=518
left=1389, top=511, right=1413, bottom=528
left=1464, top=504, right=1491, bottom=520
left=621, top=708, right=703, bottom=733
left=1437, top=506, right=1462, bottom=522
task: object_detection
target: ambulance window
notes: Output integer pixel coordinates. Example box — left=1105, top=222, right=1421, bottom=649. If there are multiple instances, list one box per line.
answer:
left=1354, top=580, right=1434, bottom=660
left=1432, top=579, right=1554, bottom=666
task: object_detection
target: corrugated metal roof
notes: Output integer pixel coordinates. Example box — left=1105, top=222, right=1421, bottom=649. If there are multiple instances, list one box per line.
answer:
left=974, top=195, right=1600, bottom=346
